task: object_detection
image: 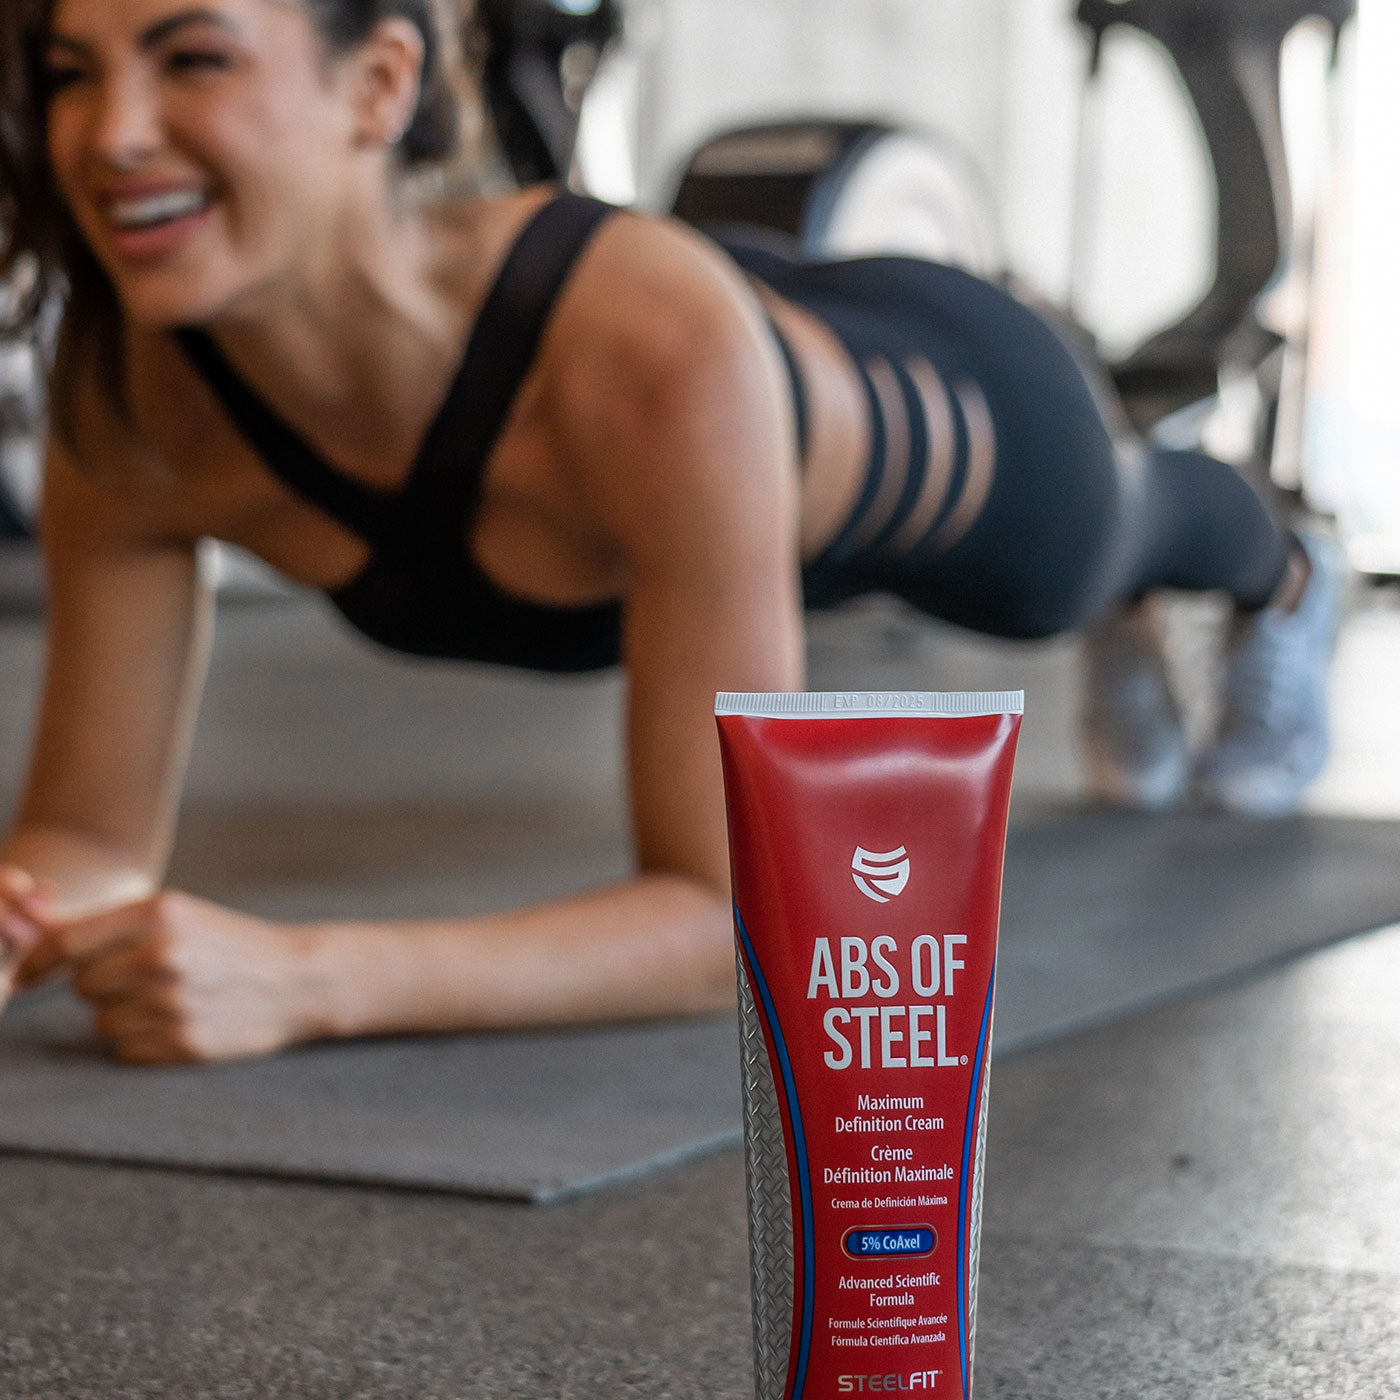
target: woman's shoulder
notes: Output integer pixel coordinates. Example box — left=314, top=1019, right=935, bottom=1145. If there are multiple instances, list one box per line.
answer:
left=561, top=200, right=761, bottom=357
left=48, top=317, right=242, bottom=531
left=38, top=328, right=211, bottom=557
left=502, top=195, right=796, bottom=553
left=431, top=184, right=760, bottom=359
left=100, top=326, right=218, bottom=461
left=523, top=196, right=778, bottom=443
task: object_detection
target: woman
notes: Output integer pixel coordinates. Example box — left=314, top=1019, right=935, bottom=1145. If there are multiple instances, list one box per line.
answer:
left=0, top=0, right=1338, bottom=1062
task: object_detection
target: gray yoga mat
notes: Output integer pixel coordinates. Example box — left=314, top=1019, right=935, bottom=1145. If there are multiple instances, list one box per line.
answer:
left=1, top=807, right=1397, bottom=1201
left=0, top=1001, right=741, bottom=1202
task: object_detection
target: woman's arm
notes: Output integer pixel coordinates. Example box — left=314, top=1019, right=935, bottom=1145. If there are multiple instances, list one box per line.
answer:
left=1, top=434, right=213, bottom=923
left=315, top=215, right=805, bottom=1034
left=28, top=215, right=806, bottom=1060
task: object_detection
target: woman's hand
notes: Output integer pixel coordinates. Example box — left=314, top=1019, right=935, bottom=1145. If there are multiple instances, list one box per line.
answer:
left=18, top=891, right=320, bottom=1065
left=1, top=866, right=55, bottom=1015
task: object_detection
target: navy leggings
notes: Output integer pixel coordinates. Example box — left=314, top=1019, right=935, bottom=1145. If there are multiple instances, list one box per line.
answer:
left=724, top=242, right=1291, bottom=640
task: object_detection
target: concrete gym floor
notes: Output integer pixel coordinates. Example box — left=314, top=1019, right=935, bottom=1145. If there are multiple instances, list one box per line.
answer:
left=1, top=567, right=1398, bottom=1398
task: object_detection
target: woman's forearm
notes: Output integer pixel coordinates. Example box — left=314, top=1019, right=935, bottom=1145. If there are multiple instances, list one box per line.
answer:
left=0, top=824, right=158, bottom=919
left=294, top=872, right=737, bottom=1040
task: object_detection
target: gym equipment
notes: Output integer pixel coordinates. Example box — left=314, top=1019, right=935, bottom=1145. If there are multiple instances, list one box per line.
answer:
left=0, top=338, right=39, bottom=541
left=670, top=119, right=1003, bottom=273
left=477, top=0, right=624, bottom=186
left=1075, top=0, right=1356, bottom=441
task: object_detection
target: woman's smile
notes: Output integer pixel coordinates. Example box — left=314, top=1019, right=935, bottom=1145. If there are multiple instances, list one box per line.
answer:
left=95, top=179, right=217, bottom=265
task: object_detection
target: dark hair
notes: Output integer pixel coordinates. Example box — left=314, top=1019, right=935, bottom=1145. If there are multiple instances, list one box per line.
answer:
left=0, top=0, right=471, bottom=444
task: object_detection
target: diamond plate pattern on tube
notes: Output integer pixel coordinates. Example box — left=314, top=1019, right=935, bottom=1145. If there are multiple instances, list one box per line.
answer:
left=965, top=1029, right=993, bottom=1396
left=737, top=951, right=796, bottom=1400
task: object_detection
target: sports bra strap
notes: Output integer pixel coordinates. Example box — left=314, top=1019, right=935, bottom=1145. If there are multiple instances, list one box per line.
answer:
left=395, top=191, right=618, bottom=555
left=174, top=325, right=401, bottom=549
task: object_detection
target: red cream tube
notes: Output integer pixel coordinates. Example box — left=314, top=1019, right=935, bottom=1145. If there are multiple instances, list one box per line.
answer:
left=715, top=691, right=1023, bottom=1400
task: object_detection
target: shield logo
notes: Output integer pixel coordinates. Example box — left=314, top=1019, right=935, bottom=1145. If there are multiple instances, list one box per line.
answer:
left=851, top=846, right=911, bottom=903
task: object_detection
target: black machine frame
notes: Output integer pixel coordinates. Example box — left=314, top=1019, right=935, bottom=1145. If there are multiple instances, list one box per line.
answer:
left=1075, top=0, right=1355, bottom=440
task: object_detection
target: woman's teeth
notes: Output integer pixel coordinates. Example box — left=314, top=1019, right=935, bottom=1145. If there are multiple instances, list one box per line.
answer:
left=109, top=190, right=210, bottom=230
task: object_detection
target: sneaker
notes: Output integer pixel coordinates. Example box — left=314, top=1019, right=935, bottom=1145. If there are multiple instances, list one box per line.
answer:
left=1080, top=601, right=1190, bottom=810
left=1194, top=531, right=1345, bottom=817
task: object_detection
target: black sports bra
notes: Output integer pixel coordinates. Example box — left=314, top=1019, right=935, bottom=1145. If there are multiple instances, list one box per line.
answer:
left=178, top=192, right=631, bottom=671
left=177, top=191, right=811, bottom=673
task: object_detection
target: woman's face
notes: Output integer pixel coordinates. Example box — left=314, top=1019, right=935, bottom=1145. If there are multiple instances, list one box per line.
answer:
left=44, top=0, right=375, bottom=326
